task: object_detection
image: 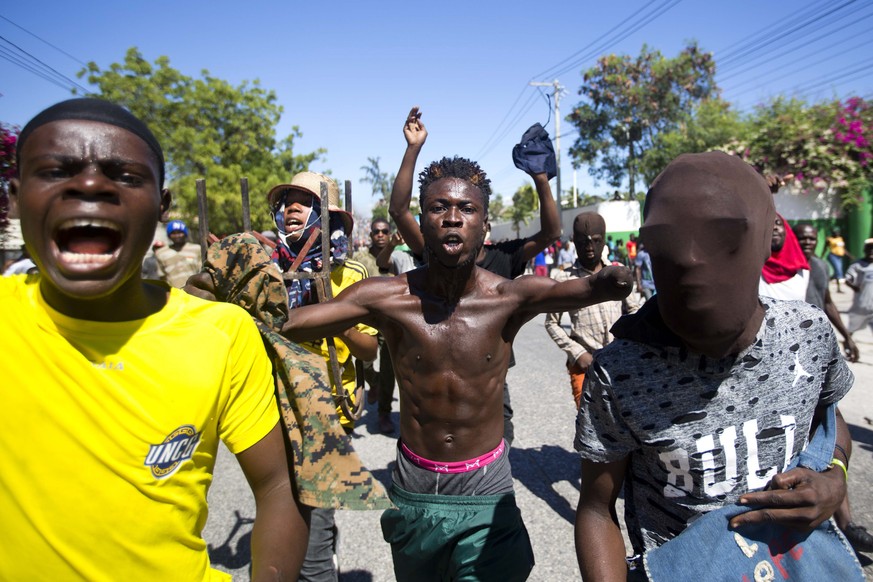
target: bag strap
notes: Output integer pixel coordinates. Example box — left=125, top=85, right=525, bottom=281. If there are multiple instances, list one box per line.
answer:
left=791, top=402, right=837, bottom=472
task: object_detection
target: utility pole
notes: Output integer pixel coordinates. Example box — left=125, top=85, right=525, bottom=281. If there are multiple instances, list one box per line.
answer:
left=530, top=80, right=564, bottom=210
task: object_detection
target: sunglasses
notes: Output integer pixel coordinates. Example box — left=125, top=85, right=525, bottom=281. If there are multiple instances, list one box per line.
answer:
left=372, top=228, right=390, bottom=235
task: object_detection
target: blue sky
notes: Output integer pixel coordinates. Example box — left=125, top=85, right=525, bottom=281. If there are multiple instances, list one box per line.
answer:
left=3, top=1, right=872, bottom=220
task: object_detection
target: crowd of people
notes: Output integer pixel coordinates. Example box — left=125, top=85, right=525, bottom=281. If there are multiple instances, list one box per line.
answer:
left=2, top=97, right=870, bottom=582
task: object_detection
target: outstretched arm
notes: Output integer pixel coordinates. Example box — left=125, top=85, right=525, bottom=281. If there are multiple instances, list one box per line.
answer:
left=338, top=327, right=378, bottom=362
left=515, top=264, right=633, bottom=317
left=389, top=107, right=427, bottom=256
left=281, top=279, right=379, bottom=343
left=518, top=172, right=561, bottom=262
left=576, top=457, right=630, bottom=582
left=376, top=232, right=404, bottom=272
left=238, top=423, right=308, bottom=581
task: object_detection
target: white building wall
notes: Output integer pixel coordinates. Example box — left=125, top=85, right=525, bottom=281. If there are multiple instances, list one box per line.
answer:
left=772, top=185, right=843, bottom=221
left=490, top=200, right=642, bottom=241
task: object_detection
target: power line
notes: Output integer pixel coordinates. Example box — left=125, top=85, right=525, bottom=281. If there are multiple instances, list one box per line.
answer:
left=791, top=58, right=873, bottom=96
left=717, top=1, right=873, bottom=81
left=714, top=0, right=826, bottom=60
left=717, top=0, right=859, bottom=69
left=718, top=11, right=873, bottom=87
left=538, top=0, right=683, bottom=81
left=474, top=85, right=533, bottom=160
left=0, top=14, right=88, bottom=67
left=730, top=58, right=873, bottom=106
left=0, top=46, right=72, bottom=92
left=476, top=89, right=542, bottom=160
left=0, top=34, right=89, bottom=93
left=530, top=0, right=664, bottom=81
left=476, top=0, right=683, bottom=164
left=724, top=36, right=873, bottom=95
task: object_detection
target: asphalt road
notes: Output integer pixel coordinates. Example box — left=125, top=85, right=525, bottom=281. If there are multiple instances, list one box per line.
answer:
left=203, top=283, right=873, bottom=581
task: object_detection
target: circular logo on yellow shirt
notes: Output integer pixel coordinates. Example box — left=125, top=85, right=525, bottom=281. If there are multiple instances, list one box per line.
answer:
left=144, top=425, right=202, bottom=479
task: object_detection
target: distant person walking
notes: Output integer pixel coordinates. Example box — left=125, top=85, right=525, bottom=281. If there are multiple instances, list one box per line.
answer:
left=545, top=212, right=638, bottom=409
left=845, top=238, right=873, bottom=337
left=153, top=220, right=201, bottom=288
left=825, top=227, right=850, bottom=293
left=634, top=241, right=656, bottom=301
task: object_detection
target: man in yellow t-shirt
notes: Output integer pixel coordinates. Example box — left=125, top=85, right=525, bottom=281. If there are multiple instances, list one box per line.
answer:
left=824, top=226, right=850, bottom=293
left=2, top=98, right=306, bottom=581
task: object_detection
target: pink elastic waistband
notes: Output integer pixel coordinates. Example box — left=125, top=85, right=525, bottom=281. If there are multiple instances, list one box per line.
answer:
left=400, top=440, right=506, bottom=474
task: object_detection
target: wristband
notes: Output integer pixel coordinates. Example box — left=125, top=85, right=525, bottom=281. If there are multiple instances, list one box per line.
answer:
left=829, top=458, right=849, bottom=482
left=834, top=443, right=849, bottom=466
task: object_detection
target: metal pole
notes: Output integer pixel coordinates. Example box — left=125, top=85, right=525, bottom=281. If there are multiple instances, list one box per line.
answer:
left=573, top=169, right=578, bottom=208
left=196, top=179, right=209, bottom=261
left=344, top=180, right=353, bottom=241
left=240, top=177, right=251, bottom=233
left=554, top=79, right=562, bottom=209
left=530, top=80, right=564, bottom=209
left=319, top=181, right=332, bottom=294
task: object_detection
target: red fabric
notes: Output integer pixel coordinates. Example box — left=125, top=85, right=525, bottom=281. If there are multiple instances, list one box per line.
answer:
left=762, top=214, right=809, bottom=283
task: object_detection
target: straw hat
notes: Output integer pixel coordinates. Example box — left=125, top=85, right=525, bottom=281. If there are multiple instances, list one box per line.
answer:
left=267, top=171, right=353, bottom=235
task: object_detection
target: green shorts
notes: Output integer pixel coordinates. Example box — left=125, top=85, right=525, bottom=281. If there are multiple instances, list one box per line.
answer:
left=381, top=484, right=535, bottom=582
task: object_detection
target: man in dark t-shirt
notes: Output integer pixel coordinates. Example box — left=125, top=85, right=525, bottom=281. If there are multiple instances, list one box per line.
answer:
left=388, top=107, right=560, bottom=445
left=793, top=223, right=858, bottom=361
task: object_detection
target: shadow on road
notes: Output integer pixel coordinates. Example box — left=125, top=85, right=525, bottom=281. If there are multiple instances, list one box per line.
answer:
left=847, top=421, right=873, bottom=454
left=510, top=444, right=582, bottom=524
left=340, top=569, right=375, bottom=581
left=208, top=510, right=253, bottom=572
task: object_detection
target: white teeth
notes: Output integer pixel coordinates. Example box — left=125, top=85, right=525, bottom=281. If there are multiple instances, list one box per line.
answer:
left=58, top=218, right=120, bottom=231
left=60, top=252, right=113, bottom=265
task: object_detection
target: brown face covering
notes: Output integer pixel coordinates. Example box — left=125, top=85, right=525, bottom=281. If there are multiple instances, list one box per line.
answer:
left=573, top=212, right=606, bottom=269
left=640, top=152, right=774, bottom=354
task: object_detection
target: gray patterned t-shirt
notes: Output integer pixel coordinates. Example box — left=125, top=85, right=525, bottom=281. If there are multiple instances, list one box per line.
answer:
left=575, top=296, right=853, bottom=553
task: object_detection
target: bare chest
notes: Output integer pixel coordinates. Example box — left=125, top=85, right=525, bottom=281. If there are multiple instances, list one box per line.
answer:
left=381, top=294, right=515, bottom=372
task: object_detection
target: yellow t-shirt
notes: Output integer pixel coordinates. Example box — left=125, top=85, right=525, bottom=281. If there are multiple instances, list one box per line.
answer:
left=300, top=259, right=377, bottom=429
left=0, top=276, right=278, bottom=581
left=827, top=235, right=846, bottom=257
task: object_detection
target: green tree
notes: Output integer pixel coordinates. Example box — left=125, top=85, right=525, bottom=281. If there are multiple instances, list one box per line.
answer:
left=509, top=183, right=538, bottom=238
left=489, top=193, right=508, bottom=222
left=641, top=98, right=742, bottom=184
left=360, top=156, right=422, bottom=224
left=359, top=157, right=393, bottom=222
left=78, top=47, right=325, bottom=234
left=567, top=42, right=718, bottom=198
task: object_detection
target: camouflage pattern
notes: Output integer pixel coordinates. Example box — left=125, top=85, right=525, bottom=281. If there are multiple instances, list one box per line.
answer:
left=202, top=233, right=391, bottom=510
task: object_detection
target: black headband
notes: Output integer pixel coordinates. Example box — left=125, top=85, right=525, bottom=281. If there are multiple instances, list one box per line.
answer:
left=16, top=98, right=165, bottom=188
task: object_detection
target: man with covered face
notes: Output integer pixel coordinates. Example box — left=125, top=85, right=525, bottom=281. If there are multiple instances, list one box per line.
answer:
left=545, top=211, right=638, bottom=409
left=574, top=152, right=854, bottom=580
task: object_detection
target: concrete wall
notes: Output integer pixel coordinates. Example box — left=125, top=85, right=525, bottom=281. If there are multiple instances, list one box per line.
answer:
left=773, top=185, right=843, bottom=221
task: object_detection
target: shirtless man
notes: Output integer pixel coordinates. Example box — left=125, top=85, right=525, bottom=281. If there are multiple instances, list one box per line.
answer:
left=282, top=155, right=632, bottom=581
left=389, top=106, right=561, bottom=447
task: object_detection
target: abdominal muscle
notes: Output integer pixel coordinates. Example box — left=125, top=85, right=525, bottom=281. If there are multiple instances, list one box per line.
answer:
left=395, top=367, right=507, bottom=463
